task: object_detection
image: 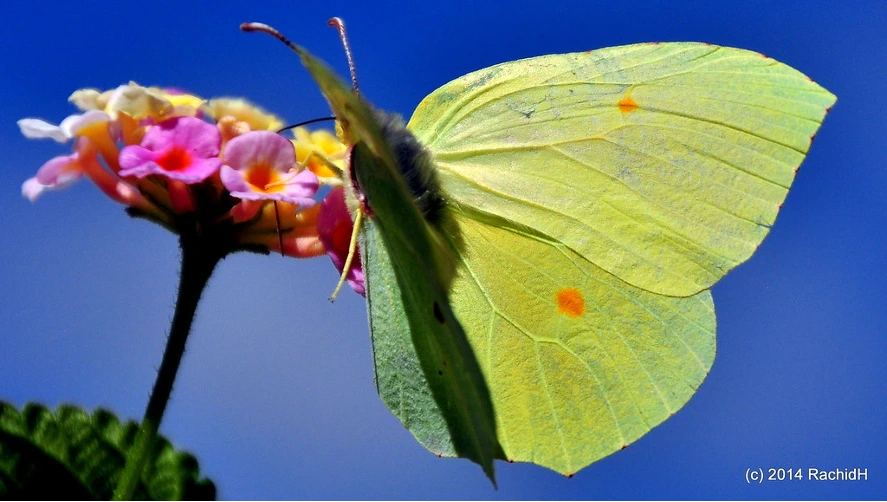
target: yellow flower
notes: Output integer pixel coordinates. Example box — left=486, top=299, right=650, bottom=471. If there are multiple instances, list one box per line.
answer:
left=204, top=98, right=284, bottom=132
left=103, top=82, right=204, bottom=121
left=292, top=127, right=345, bottom=181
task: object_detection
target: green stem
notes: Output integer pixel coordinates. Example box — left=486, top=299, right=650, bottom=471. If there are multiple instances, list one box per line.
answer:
left=113, top=229, right=224, bottom=500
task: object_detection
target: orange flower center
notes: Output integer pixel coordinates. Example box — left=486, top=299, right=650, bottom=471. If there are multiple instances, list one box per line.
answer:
left=157, top=146, right=193, bottom=172
left=245, top=164, right=284, bottom=193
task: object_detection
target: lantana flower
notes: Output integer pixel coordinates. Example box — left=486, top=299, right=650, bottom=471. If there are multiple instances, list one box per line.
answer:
left=220, top=131, right=318, bottom=205
left=18, top=76, right=369, bottom=502
left=119, top=116, right=222, bottom=183
left=293, top=127, right=346, bottom=182
left=22, top=148, right=83, bottom=200
left=206, top=98, right=283, bottom=132
left=20, top=82, right=367, bottom=296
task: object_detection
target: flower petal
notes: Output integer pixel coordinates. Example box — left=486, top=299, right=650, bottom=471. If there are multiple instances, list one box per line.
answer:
left=119, top=145, right=160, bottom=173
left=206, top=98, right=284, bottom=131
left=22, top=152, right=85, bottom=202
left=293, top=127, right=346, bottom=179
left=35, top=152, right=82, bottom=185
left=222, top=131, right=319, bottom=205
left=141, top=116, right=221, bottom=156
left=18, top=110, right=112, bottom=145
left=317, top=186, right=365, bottom=296
left=18, top=118, right=68, bottom=142
left=120, top=146, right=222, bottom=183
left=105, top=82, right=173, bottom=120
left=59, top=110, right=111, bottom=137
left=118, top=116, right=222, bottom=183
left=22, top=177, right=50, bottom=202
left=221, top=166, right=318, bottom=205
left=224, top=130, right=294, bottom=172
left=284, top=170, right=320, bottom=200
left=69, top=88, right=117, bottom=112
left=219, top=165, right=253, bottom=196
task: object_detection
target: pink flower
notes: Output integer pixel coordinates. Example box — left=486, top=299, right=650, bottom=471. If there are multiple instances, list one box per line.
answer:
left=317, top=186, right=365, bottom=296
left=22, top=152, right=83, bottom=201
left=22, top=135, right=144, bottom=208
left=18, top=111, right=119, bottom=201
left=119, top=116, right=222, bottom=183
left=220, top=130, right=319, bottom=207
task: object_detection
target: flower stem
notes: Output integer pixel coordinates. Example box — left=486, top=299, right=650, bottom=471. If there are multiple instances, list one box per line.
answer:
left=113, top=228, right=224, bottom=500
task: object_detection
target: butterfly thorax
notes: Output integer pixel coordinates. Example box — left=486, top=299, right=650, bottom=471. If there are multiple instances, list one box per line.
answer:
left=371, top=109, right=447, bottom=228
left=353, top=108, right=462, bottom=289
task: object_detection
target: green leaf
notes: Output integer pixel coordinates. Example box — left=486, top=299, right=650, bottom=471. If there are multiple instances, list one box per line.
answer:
left=0, top=402, right=215, bottom=500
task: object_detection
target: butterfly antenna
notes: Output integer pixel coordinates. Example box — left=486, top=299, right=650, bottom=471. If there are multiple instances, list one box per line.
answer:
left=241, top=22, right=302, bottom=54
left=275, top=116, right=337, bottom=135
left=328, top=17, right=360, bottom=94
left=241, top=19, right=360, bottom=94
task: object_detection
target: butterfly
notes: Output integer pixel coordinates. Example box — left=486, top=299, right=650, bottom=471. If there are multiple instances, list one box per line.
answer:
left=244, top=21, right=835, bottom=482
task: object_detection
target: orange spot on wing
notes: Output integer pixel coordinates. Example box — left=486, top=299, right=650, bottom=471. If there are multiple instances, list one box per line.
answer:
left=556, top=288, right=585, bottom=318
left=618, top=94, right=638, bottom=114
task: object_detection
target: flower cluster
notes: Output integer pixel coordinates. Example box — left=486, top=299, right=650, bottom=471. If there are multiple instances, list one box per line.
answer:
left=20, top=82, right=365, bottom=295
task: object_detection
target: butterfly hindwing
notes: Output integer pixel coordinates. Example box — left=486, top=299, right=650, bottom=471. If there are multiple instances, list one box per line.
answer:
left=449, top=215, right=715, bottom=475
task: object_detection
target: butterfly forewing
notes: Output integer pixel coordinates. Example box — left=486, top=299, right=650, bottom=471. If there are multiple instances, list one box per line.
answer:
left=408, top=42, right=835, bottom=298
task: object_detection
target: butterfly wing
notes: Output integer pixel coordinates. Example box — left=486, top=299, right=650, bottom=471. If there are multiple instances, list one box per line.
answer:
left=451, top=216, right=715, bottom=475
left=405, top=43, right=834, bottom=474
left=354, top=143, right=501, bottom=482
left=292, top=45, right=501, bottom=481
left=408, top=43, right=836, bottom=297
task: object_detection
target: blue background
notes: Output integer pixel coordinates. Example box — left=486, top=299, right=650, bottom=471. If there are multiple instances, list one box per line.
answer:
left=1, top=1, right=884, bottom=499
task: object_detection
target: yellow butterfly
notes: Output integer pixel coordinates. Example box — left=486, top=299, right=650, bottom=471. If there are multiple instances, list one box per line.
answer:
left=245, top=21, right=835, bottom=480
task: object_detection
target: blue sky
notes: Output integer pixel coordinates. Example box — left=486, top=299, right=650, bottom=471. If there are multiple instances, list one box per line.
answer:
left=2, top=1, right=884, bottom=499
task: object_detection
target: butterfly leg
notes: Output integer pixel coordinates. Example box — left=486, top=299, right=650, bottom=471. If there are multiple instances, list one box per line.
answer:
left=329, top=208, right=364, bottom=301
